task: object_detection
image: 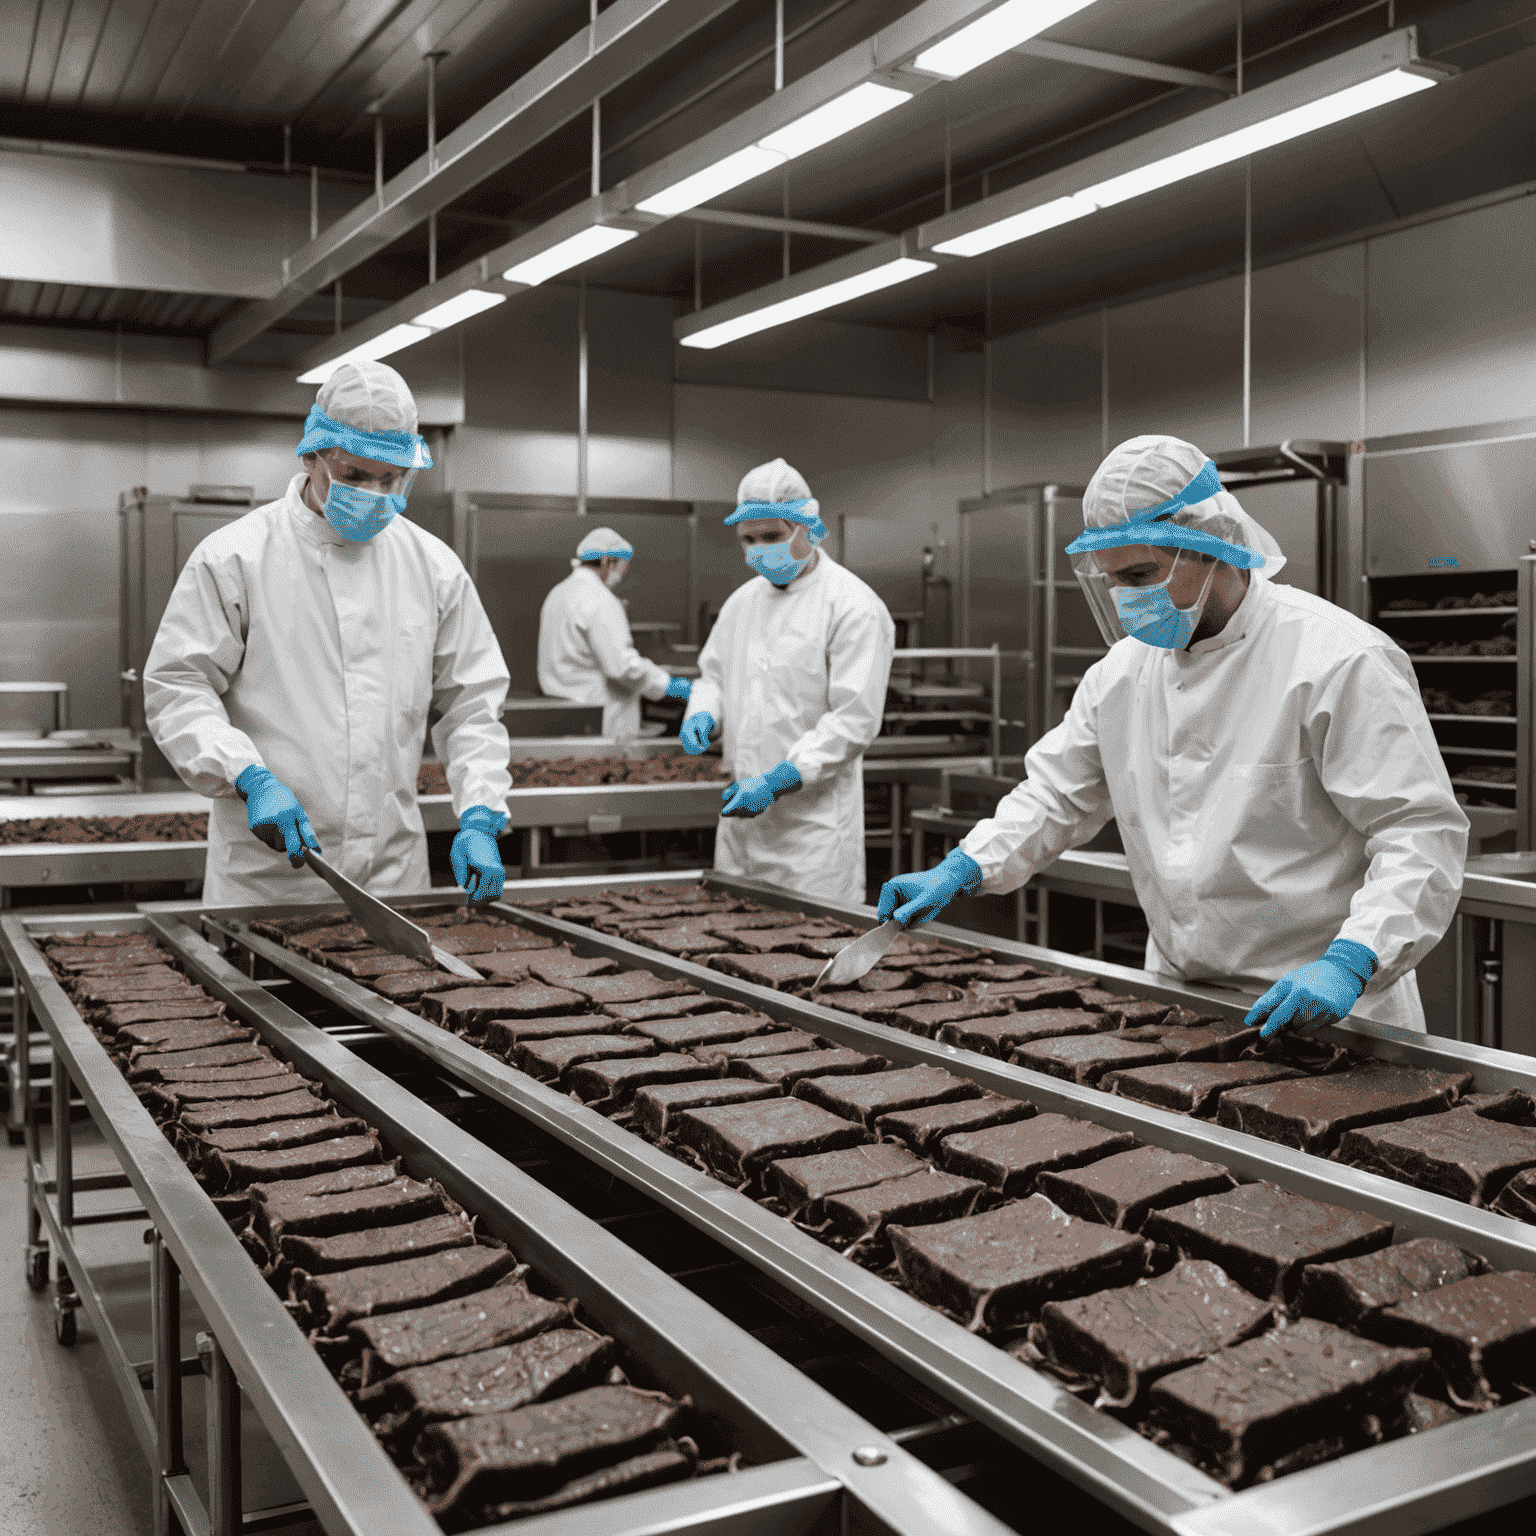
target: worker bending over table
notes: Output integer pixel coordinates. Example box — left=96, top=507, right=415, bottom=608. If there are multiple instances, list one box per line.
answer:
left=681, top=458, right=895, bottom=904
left=537, top=526, right=693, bottom=739
left=878, top=434, right=1468, bottom=1037
left=144, top=361, right=513, bottom=908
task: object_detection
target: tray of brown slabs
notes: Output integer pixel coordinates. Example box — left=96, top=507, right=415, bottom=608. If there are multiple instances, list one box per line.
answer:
left=192, top=876, right=1536, bottom=1536
left=3, top=908, right=1007, bottom=1536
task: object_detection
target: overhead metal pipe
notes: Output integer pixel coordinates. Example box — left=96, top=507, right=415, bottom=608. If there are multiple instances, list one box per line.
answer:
left=426, top=52, right=448, bottom=174
left=373, top=112, right=384, bottom=211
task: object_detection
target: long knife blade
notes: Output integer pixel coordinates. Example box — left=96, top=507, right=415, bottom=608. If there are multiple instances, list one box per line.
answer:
left=809, top=918, right=903, bottom=994
left=303, top=850, right=482, bottom=980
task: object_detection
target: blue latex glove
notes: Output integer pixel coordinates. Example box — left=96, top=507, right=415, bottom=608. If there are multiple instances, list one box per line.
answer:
left=679, top=712, right=715, bottom=755
left=664, top=676, right=692, bottom=702
left=1246, top=939, right=1377, bottom=1039
left=721, top=760, right=801, bottom=819
left=876, top=848, right=983, bottom=927
left=235, top=765, right=320, bottom=867
left=452, top=805, right=508, bottom=905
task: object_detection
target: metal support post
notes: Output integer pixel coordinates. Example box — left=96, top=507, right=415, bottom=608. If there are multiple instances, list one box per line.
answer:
left=425, top=52, right=447, bottom=174
left=308, top=164, right=318, bottom=241
left=577, top=276, right=589, bottom=517
left=21, top=986, right=46, bottom=1284
left=1093, top=900, right=1105, bottom=961
left=152, top=1233, right=187, bottom=1536
left=200, top=1332, right=243, bottom=1536
left=373, top=111, right=384, bottom=210
left=889, top=782, right=903, bottom=881
left=52, top=1050, right=72, bottom=1228
left=1478, top=918, right=1503, bottom=1051
left=990, top=643, right=1002, bottom=770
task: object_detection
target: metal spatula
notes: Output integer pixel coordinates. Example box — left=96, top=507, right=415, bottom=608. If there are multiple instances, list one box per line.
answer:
left=303, top=850, right=483, bottom=980
left=809, top=919, right=903, bottom=994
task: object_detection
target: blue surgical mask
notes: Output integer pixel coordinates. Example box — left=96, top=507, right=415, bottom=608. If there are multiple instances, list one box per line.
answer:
left=322, top=480, right=405, bottom=543
left=745, top=541, right=811, bottom=586
left=1112, top=551, right=1216, bottom=649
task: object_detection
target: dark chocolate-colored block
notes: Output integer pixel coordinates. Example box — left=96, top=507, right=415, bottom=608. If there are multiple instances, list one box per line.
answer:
left=1036, top=1147, right=1235, bottom=1232
left=728, top=924, right=838, bottom=953
left=186, top=1112, right=365, bottom=1162
left=1216, top=1060, right=1474, bottom=1155
left=1142, top=1183, right=1394, bottom=1303
left=1492, top=1168, right=1536, bottom=1224
left=890, top=1195, right=1149, bottom=1332
left=795, top=1065, right=980, bottom=1127
left=1091, top=998, right=1171, bottom=1029
left=115, top=1019, right=251, bottom=1051
left=514, top=1034, right=654, bottom=1083
left=637, top=927, right=732, bottom=957
left=213, top=1132, right=382, bottom=1192
left=451, top=923, right=555, bottom=952
left=692, top=1030, right=819, bottom=1067
left=416, top=1384, right=684, bottom=1517
left=911, top=962, right=1041, bottom=984
left=625, top=1011, right=777, bottom=1051
left=562, top=972, right=695, bottom=1006
left=526, top=953, right=618, bottom=985
left=247, top=1162, right=404, bottom=1209
left=459, top=953, right=534, bottom=984
left=178, top=1088, right=328, bottom=1133
left=128, top=1042, right=269, bottom=1080
left=854, top=967, right=912, bottom=991
left=88, top=999, right=225, bottom=1032
left=600, top=993, right=728, bottom=1023
left=1299, top=1238, right=1485, bottom=1328
left=675, top=1097, right=871, bottom=1184
left=1339, top=1108, right=1536, bottom=1207
left=422, top=984, right=588, bottom=1031
left=967, top=979, right=1086, bottom=1012
left=938, top=1009, right=1103, bottom=1058
left=876, top=1093, right=1035, bottom=1155
left=892, top=999, right=1012, bottom=1037
left=255, top=1176, right=446, bottom=1245
left=632, top=1079, right=781, bottom=1139
left=1146, top=1318, right=1429, bottom=1487
left=372, top=971, right=502, bottom=1004
left=704, top=910, right=806, bottom=933
left=731, top=1047, right=886, bottom=1088
left=1371, top=1271, right=1536, bottom=1406
left=1129, top=1017, right=1262, bottom=1061
left=1011, top=1034, right=1175, bottom=1086
left=940, top=1114, right=1137, bottom=1197
left=149, top=1060, right=294, bottom=1086
left=325, top=951, right=428, bottom=979
left=709, top=953, right=827, bottom=989
left=482, top=1016, right=620, bottom=1056
left=280, top=1211, right=475, bottom=1274
left=146, top=1074, right=307, bottom=1116
left=817, top=989, right=938, bottom=1019
left=567, top=1052, right=719, bottom=1107
left=766, top=1143, right=924, bottom=1222
left=1036, top=1258, right=1273, bottom=1408
left=1101, top=1061, right=1304, bottom=1118
left=298, top=1245, right=518, bottom=1333
left=350, top=1276, right=569, bottom=1373
left=824, top=1169, right=985, bottom=1254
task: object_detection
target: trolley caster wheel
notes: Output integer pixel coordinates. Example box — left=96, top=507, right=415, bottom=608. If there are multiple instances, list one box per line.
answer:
left=26, top=1245, right=49, bottom=1293
left=54, top=1299, right=77, bottom=1348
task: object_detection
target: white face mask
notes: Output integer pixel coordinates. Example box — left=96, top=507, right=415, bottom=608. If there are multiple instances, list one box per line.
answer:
left=603, top=565, right=625, bottom=590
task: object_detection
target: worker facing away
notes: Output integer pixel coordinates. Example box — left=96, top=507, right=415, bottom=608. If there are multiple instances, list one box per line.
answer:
left=144, top=360, right=513, bottom=908
left=877, top=434, right=1468, bottom=1038
left=681, top=458, right=896, bottom=903
left=537, top=526, right=693, bottom=740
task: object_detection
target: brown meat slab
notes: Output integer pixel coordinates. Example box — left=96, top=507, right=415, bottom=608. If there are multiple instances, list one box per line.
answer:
left=795, top=1065, right=981, bottom=1127
left=1085, top=997, right=1171, bottom=1030
left=1216, top=1060, right=1474, bottom=1155
left=324, top=951, right=429, bottom=979
left=561, top=972, right=696, bottom=1006
left=825, top=1169, right=986, bottom=1254
left=600, top=993, right=731, bottom=1023
left=514, top=1034, right=654, bottom=1083
left=875, top=1094, right=1035, bottom=1156
left=146, top=1074, right=309, bottom=1116
left=817, top=988, right=942, bottom=1019
left=674, top=1097, right=871, bottom=1185
left=635, top=928, right=733, bottom=958
left=967, top=979, right=1087, bottom=1012
left=566, top=1052, right=719, bottom=1107
left=350, top=1275, right=569, bottom=1374
left=177, top=1088, right=329, bottom=1133
left=421, top=984, right=588, bottom=1032
left=372, top=972, right=504, bottom=1003
left=1339, top=1108, right=1536, bottom=1207
left=482, top=1015, right=621, bottom=1055
left=184, top=1112, right=365, bottom=1166
left=891, top=1195, right=1149, bottom=1332
left=298, top=1245, right=519, bottom=1333
left=940, top=1114, right=1138, bottom=1197
left=247, top=1162, right=405, bottom=1208
left=632, top=1079, right=781, bottom=1139
left=708, top=952, right=828, bottom=989
left=1146, top=1318, right=1429, bottom=1486
left=526, top=953, right=619, bottom=985
left=623, top=1011, right=778, bottom=1051
left=1035, top=1147, right=1235, bottom=1231
left=1011, top=1034, right=1175, bottom=1086
left=255, top=1176, right=447, bottom=1245
left=280, top=1211, right=476, bottom=1274
left=1298, top=1238, right=1486, bottom=1328
left=1126, top=1018, right=1263, bottom=1061
left=128, top=1042, right=269, bottom=1081
left=115, top=1019, right=251, bottom=1051
left=212, top=1132, right=383, bottom=1192
left=728, top=924, right=841, bottom=954
left=1035, top=1258, right=1273, bottom=1409
left=457, top=953, right=534, bottom=984
left=1101, top=1060, right=1305, bottom=1118
left=766, top=1143, right=925, bottom=1222
left=1142, top=1183, right=1393, bottom=1303
left=911, top=962, right=1042, bottom=984
left=1492, top=1168, right=1536, bottom=1224
left=938, top=1009, right=1103, bottom=1058
left=148, top=1060, right=295, bottom=1086
left=691, top=1030, right=820, bottom=1067
left=730, top=1047, right=887, bottom=1088
left=86, top=998, right=226, bottom=1031
left=891, top=999, right=1014, bottom=1038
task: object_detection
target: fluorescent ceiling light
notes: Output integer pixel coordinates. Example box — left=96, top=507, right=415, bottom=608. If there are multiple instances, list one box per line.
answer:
left=933, top=67, right=1436, bottom=256
left=297, top=323, right=431, bottom=384
left=411, top=288, right=506, bottom=329
left=680, top=256, right=934, bottom=349
left=915, top=0, right=1096, bottom=80
left=504, top=225, right=637, bottom=286
left=639, top=83, right=912, bottom=216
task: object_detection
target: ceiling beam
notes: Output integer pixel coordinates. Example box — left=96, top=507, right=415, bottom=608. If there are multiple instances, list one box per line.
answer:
left=687, top=208, right=887, bottom=242
left=1014, top=38, right=1235, bottom=95
left=208, top=0, right=742, bottom=363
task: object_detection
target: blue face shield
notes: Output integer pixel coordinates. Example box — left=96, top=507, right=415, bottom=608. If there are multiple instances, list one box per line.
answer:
left=745, top=540, right=811, bottom=586
left=1112, top=550, right=1216, bottom=649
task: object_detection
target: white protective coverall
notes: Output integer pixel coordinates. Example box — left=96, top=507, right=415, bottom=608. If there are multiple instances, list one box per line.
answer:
left=537, top=565, right=671, bottom=739
left=691, top=553, right=895, bottom=903
left=145, top=473, right=512, bottom=906
left=959, top=575, right=1467, bottom=1032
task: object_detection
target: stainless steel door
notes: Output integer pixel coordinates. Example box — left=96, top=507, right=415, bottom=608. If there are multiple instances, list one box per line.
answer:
left=959, top=490, right=1039, bottom=752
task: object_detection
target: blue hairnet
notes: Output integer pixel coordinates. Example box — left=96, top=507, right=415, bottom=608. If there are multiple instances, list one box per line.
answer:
left=295, top=405, right=433, bottom=471
left=724, top=497, right=829, bottom=546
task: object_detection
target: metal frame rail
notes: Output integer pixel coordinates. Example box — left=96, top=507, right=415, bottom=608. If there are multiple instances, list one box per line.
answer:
left=198, top=876, right=1536, bottom=1536
left=5, top=906, right=1013, bottom=1536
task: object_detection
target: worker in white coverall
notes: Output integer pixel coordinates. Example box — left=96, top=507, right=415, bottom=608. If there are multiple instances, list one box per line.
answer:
left=878, top=435, right=1468, bottom=1037
left=537, top=526, right=694, bottom=739
left=145, top=361, right=513, bottom=908
left=680, top=459, right=895, bottom=904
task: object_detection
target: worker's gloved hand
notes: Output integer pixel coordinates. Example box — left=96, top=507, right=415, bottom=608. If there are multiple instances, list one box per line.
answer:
left=1246, top=939, right=1378, bottom=1039
left=679, top=712, right=715, bottom=755
left=876, top=849, right=984, bottom=927
left=235, top=765, right=320, bottom=868
left=452, top=806, right=507, bottom=905
left=721, top=760, right=801, bottom=819
left=664, top=676, right=692, bottom=702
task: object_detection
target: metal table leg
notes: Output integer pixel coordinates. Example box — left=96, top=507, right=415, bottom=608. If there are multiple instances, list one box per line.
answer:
left=912, top=821, right=926, bottom=873
left=1478, top=917, right=1503, bottom=1051
left=201, top=1331, right=242, bottom=1536
left=152, top=1232, right=188, bottom=1536
left=21, top=985, right=48, bottom=1290
left=890, top=782, right=902, bottom=880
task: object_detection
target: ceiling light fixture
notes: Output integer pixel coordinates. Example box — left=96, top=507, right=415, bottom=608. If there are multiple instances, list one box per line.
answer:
left=503, top=225, right=637, bottom=287
left=679, top=256, right=934, bottom=349
left=297, top=323, right=431, bottom=384
left=914, top=0, right=1096, bottom=80
left=637, top=82, right=910, bottom=216
left=411, top=288, right=507, bottom=328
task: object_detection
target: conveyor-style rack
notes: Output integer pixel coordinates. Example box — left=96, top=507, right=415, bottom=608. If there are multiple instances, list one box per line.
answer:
left=194, top=872, right=1536, bottom=1536
left=4, top=907, right=1013, bottom=1536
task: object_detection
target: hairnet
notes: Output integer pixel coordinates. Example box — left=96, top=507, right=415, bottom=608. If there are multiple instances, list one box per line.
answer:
left=572, top=526, right=635, bottom=568
left=295, top=361, right=433, bottom=470
left=1067, top=434, right=1284, bottom=578
left=724, top=457, right=826, bottom=545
